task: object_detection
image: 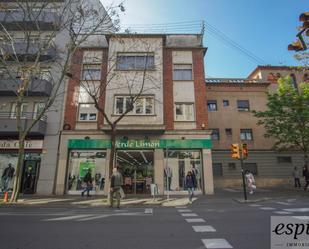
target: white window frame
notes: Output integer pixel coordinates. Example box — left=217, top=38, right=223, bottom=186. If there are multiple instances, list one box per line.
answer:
left=114, top=96, right=155, bottom=115
left=78, top=103, right=98, bottom=122
left=173, top=64, right=193, bottom=81
left=33, top=102, right=46, bottom=119
left=82, top=51, right=103, bottom=64
left=174, top=103, right=195, bottom=121
left=82, top=64, right=101, bottom=81
left=116, top=53, right=155, bottom=70
left=240, top=129, right=253, bottom=141
left=11, top=103, right=28, bottom=119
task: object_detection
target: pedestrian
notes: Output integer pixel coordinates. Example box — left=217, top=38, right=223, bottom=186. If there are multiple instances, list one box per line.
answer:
left=292, top=166, right=301, bottom=188
left=190, top=164, right=198, bottom=190
left=81, top=169, right=92, bottom=197
left=185, top=171, right=195, bottom=204
left=1, top=163, right=15, bottom=192
left=109, top=166, right=123, bottom=208
left=245, top=170, right=256, bottom=194
left=303, top=166, right=309, bottom=191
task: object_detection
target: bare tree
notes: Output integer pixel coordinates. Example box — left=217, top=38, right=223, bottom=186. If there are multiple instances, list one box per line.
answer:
left=0, top=0, right=124, bottom=202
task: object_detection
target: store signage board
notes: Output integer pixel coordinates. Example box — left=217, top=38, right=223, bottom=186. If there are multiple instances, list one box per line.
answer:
left=68, top=139, right=212, bottom=149
left=0, top=140, right=44, bottom=149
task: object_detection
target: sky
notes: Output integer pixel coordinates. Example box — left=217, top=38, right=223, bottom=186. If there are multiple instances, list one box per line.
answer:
left=102, top=0, right=308, bottom=78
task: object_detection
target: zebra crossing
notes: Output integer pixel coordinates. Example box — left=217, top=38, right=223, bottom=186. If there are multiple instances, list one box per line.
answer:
left=176, top=205, right=233, bottom=249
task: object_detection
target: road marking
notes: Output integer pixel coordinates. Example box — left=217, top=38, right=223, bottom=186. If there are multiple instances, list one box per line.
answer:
left=185, top=218, right=205, bottom=223
left=144, top=208, right=153, bottom=214
left=249, top=204, right=262, bottom=207
left=273, top=211, right=293, bottom=215
left=260, top=207, right=276, bottom=210
left=44, top=214, right=94, bottom=221
left=181, top=213, right=198, bottom=217
left=178, top=209, right=192, bottom=212
left=202, top=238, right=233, bottom=248
left=175, top=206, right=187, bottom=209
left=287, top=198, right=297, bottom=202
left=192, top=225, right=216, bottom=232
left=276, top=202, right=291, bottom=206
left=223, top=188, right=239, bottom=192
left=283, top=208, right=309, bottom=212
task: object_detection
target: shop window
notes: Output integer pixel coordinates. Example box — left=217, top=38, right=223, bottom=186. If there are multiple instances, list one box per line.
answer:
left=11, top=103, right=28, bottom=119
left=116, top=53, right=154, bottom=70
left=173, top=64, right=193, bottom=80
left=67, top=150, right=106, bottom=193
left=78, top=103, right=97, bottom=121
left=225, top=128, right=232, bottom=136
left=83, top=51, right=103, bottom=64
left=223, top=100, right=229, bottom=107
left=114, top=96, right=154, bottom=115
left=237, top=100, right=250, bottom=111
left=211, top=129, right=220, bottom=140
left=164, top=150, right=202, bottom=191
left=212, top=163, right=223, bottom=176
left=240, top=129, right=253, bottom=141
left=175, top=103, right=194, bottom=121
left=243, top=163, right=258, bottom=175
left=277, top=156, right=292, bottom=163
left=228, top=163, right=236, bottom=170
left=207, top=100, right=217, bottom=111
left=82, top=65, right=101, bottom=81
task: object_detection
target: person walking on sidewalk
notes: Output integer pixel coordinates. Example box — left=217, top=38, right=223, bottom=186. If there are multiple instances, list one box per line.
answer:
left=81, top=169, right=93, bottom=197
left=292, top=166, right=301, bottom=188
left=109, top=166, right=123, bottom=208
left=185, top=171, right=195, bottom=204
left=303, top=166, right=309, bottom=191
left=245, top=170, right=256, bottom=194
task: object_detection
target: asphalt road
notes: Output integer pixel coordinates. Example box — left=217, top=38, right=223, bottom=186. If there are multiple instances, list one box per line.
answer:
left=0, top=191, right=309, bottom=249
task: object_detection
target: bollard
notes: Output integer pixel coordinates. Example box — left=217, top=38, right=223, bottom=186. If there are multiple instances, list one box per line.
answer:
left=3, top=191, right=9, bottom=202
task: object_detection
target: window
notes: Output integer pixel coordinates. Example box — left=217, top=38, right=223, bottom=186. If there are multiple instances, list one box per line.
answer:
left=82, top=65, right=101, bottom=81
left=83, top=51, right=103, bottom=64
left=78, top=83, right=100, bottom=103
left=173, top=64, right=192, bottom=80
left=33, top=102, right=45, bottom=119
left=114, top=96, right=154, bottom=115
left=11, top=103, right=28, bottom=119
left=212, top=163, right=223, bottom=176
left=207, top=100, right=217, bottom=111
left=116, top=53, right=154, bottom=70
left=228, top=163, right=236, bottom=170
left=211, top=129, right=220, bottom=140
left=237, top=100, right=250, bottom=111
left=277, top=157, right=292, bottom=163
left=240, top=129, right=253, bottom=140
left=40, top=69, right=51, bottom=81
left=175, top=103, right=194, bottom=121
left=78, top=103, right=97, bottom=121
left=243, top=163, right=258, bottom=175
left=223, top=100, right=229, bottom=107
left=225, top=128, right=232, bottom=136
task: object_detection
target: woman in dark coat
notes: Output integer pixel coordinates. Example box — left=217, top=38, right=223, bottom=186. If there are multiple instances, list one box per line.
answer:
left=185, top=171, right=195, bottom=204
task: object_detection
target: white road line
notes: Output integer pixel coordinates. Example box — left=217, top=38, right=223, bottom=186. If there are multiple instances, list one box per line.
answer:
left=273, top=211, right=293, bottom=215
left=175, top=206, right=187, bottom=209
left=249, top=204, right=262, bottom=207
left=283, top=208, right=309, bottom=212
left=185, top=218, right=205, bottom=223
left=260, top=207, right=276, bottom=211
left=144, top=208, right=153, bottom=214
left=44, top=214, right=94, bottom=221
left=192, top=225, right=216, bottom=232
left=77, top=214, right=110, bottom=221
left=276, top=202, right=291, bottom=206
left=181, top=213, right=198, bottom=217
left=223, top=188, right=239, bottom=192
left=287, top=198, right=297, bottom=203
left=202, top=238, right=233, bottom=248
left=178, top=209, right=192, bottom=213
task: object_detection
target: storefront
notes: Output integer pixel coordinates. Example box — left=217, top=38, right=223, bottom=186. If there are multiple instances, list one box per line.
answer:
left=61, top=137, right=213, bottom=195
left=0, top=140, right=43, bottom=194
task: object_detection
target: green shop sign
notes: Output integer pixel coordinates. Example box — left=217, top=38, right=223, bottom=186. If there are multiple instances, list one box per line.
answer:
left=68, top=139, right=212, bottom=149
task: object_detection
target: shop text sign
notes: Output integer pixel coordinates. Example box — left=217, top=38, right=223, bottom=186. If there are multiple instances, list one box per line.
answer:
left=0, top=140, right=43, bottom=150
left=116, top=140, right=160, bottom=149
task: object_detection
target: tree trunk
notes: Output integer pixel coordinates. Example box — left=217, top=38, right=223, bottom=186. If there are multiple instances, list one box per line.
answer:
left=10, top=137, right=25, bottom=202
left=109, top=124, right=117, bottom=176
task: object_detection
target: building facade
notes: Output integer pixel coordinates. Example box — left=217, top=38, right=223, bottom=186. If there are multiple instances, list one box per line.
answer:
left=55, top=34, right=214, bottom=196
left=208, top=66, right=309, bottom=188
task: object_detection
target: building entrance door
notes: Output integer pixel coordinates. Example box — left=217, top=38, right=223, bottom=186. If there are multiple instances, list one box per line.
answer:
left=116, top=150, right=154, bottom=194
left=21, top=159, right=40, bottom=194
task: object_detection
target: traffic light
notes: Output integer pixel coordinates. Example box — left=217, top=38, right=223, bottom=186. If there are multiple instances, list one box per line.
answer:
left=242, top=143, right=248, bottom=159
left=231, top=143, right=240, bottom=159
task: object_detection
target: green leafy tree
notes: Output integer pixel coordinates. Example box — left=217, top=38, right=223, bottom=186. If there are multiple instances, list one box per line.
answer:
left=253, top=76, right=309, bottom=167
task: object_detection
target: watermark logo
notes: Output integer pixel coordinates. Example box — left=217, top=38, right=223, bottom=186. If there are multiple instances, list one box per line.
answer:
left=271, top=216, right=309, bottom=249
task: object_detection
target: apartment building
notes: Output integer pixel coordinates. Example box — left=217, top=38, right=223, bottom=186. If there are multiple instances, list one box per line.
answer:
left=55, top=34, right=214, bottom=195
left=208, top=66, right=309, bottom=188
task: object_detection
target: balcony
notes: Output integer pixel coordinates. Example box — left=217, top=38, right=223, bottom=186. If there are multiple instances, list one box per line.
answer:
left=0, top=41, right=57, bottom=61
left=0, top=112, right=47, bottom=136
left=0, top=10, right=60, bottom=31
left=0, top=77, right=52, bottom=96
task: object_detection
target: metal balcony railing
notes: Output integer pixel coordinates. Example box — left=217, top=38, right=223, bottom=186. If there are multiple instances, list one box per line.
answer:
left=205, top=78, right=264, bottom=84
left=0, top=112, right=47, bottom=122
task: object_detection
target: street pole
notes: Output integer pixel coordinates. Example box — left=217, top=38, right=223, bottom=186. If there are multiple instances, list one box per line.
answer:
left=165, top=145, right=169, bottom=201
left=240, top=157, right=247, bottom=201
